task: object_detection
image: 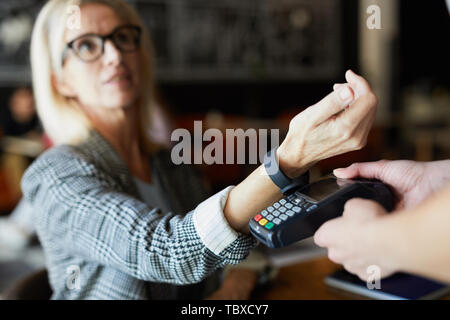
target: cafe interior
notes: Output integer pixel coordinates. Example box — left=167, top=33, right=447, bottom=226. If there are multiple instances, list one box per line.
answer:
left=0, top=0, right=449, bottom=300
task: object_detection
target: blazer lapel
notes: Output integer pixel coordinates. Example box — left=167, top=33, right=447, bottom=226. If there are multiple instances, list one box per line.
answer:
left=78, top=129, right=140, bottom=199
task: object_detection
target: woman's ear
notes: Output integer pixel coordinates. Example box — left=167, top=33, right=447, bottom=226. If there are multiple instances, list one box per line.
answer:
left=51, top=72, right=76, bottom=98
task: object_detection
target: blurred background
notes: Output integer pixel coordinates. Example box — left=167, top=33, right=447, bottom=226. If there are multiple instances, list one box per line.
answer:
left=0, top=0, right=449, bottom=298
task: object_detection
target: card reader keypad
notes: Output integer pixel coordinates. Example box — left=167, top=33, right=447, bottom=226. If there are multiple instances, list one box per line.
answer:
left=253, top=193, right=318, bottom=230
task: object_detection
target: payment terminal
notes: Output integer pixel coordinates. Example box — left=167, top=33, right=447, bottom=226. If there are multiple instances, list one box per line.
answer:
left=249, top=175, right=395, bottom=248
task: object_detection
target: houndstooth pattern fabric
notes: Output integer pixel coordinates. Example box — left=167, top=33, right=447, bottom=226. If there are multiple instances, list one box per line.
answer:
left=21, top=129, right=257, bottom=299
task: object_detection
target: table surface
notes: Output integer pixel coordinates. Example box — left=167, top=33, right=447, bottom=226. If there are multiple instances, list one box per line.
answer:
left=252, top=257, right=450, bottom=300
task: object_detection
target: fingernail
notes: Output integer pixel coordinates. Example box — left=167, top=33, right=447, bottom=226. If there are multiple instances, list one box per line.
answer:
left=347, top=69, right=356, bottom=76
left=338, top=86, right=352, bottom=102
left=334, top=168, right=349, bottom=178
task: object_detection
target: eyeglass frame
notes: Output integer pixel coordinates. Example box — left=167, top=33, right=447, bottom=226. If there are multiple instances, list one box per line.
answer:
left=61, top=24, right=142, bottom=65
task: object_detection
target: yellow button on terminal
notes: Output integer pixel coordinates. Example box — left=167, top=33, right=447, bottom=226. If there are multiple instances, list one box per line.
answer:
left=259, top=218, right=268, bottom=226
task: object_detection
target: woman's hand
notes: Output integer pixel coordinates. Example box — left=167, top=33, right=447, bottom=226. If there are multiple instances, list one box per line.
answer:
left=277, top=70, right=378, bottom=178
left=333, top=159, right=450, bottom=210
left=224, top=70, right=379, bottom=234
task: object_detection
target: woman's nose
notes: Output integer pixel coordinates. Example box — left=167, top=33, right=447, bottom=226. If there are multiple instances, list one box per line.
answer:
left=102, top=39, right=122, bottom=66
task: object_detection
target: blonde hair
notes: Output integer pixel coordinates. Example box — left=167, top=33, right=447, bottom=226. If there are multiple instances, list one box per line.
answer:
left=31, top=0, right=159, bottom=151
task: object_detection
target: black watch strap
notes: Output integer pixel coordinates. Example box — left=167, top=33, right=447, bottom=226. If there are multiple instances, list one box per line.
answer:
left=264, top=148, right=309, bottom=195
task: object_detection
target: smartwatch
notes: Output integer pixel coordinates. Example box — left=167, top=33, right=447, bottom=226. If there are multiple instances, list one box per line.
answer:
left=264, top=147, right=309, bottom=195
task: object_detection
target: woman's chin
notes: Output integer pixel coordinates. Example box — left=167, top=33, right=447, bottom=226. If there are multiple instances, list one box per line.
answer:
left=103, top=93, right=138, bottom=109
left=104, top=100, right=136, bottom=110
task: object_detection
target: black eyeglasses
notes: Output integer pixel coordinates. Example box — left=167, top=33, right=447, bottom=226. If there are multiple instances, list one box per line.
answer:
left=61, top=25, right=142, bottom=65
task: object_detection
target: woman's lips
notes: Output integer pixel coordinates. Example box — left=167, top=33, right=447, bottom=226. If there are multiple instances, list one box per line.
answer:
left=104, top=72, right=132, bottom=86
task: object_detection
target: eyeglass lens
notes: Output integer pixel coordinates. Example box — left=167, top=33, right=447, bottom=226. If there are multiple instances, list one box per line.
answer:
left=71, top=26, right=140, bottom=62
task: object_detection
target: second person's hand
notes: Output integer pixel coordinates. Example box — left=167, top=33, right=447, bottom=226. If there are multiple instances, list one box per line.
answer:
left=333, top=159, right=450, bottom=210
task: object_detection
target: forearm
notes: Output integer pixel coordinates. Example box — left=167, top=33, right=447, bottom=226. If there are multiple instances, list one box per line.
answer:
left=424, top=160, right=450, bottom=193
left=224, top=164, right=283, bottom=234
left=24, top=149, right=256, bottom=285
left=379, top=183, right=450, bottom=283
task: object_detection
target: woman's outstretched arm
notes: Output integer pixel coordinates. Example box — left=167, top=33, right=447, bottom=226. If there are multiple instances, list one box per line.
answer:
left=224, top=70, right=378, bottom=233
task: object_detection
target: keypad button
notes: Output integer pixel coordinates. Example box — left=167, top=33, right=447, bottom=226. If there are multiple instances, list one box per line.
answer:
left=273, top=218, right=282, bottom=225
left=259, top=218, right=268, bottom=226
left=307, top=204, right=318, bottom=212
left=267, top=206, right=274, bottom=212
left=273, top=202, right=281, bottom=209
left=286, top=210, right=295, bottom=217
left=280, top=199, right=287, bottom=205
left=272, top=210, right=281, bottom=217
left=293, top=198, right=303, bottom=205
left=279, top=214, right=288, bottom=221
left=265, top=222, right=274, bottom=230
left=293, top=206, right=301, bottom=213
left=303, top=203, right=312, bottom=210
left=279, top=207, right=287, bottom=213
left=285, top=203, right=293, bottom=209
left=260, top=210, right=268, bottom=217
left=254, top=214, right=262, bottom=221
left=266, top=214, right=274, bottom=220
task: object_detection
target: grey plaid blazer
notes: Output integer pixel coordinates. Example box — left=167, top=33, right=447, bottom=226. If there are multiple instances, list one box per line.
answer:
left=21, top=130, right=256, bottom=299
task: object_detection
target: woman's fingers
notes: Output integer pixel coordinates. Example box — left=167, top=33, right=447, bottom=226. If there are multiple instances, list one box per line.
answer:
left=335, top=81, right=378, bottom=135
left=310, top=70, right=372, bottom=127
left=333, top=83, right=345, bottom=91
left=345, top=69, right=371, bottom=97
left=306, top=84, right=355, bottom=125
left=334, top=70, right=371, bottom=98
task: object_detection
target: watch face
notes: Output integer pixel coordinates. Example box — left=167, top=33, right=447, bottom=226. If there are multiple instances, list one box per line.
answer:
left=298, top=177, right=353, bottom=202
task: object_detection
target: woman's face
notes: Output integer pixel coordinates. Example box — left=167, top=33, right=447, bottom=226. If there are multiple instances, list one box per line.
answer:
left=59, top=3, right=141, bottom=112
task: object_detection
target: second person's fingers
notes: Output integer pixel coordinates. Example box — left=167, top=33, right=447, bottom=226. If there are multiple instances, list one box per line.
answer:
left=334, top=160, right=389, bottom=180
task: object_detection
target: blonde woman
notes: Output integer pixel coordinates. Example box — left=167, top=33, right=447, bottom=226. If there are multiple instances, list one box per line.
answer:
left=23, top=0, right=378, bottom=299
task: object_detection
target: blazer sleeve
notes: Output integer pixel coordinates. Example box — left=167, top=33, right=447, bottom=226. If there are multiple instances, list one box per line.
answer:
left=21, top=147, right=257, bottom=284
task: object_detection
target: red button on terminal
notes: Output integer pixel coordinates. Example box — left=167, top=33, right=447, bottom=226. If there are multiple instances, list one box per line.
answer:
left=254, top=214, right=262, bottom=222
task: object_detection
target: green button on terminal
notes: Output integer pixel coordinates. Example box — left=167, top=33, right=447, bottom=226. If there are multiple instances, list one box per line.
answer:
left=265, top=222, right=274, bottom=229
